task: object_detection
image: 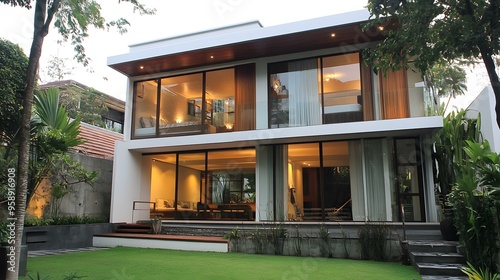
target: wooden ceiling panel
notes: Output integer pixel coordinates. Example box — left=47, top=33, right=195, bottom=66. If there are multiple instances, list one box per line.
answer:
left=110, top=22, right=388, bottom=77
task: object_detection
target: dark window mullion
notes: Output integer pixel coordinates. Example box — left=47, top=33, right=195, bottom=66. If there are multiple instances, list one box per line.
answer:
left=174, top=153, right=180, bottom=217
left=201, top=72, right=207, bottom=134
left=319, top=142, right=325, bottom=220
left=155, top=79, right=161, bottom=137
left=319, top=58, right=326, bottom=124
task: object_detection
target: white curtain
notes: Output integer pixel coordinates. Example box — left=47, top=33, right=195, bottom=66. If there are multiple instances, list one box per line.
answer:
left=349, top=140, right=365, bottom=221
left=364, top=139, right=387, bottom=221
left=287, top=59, right=322, bottom=127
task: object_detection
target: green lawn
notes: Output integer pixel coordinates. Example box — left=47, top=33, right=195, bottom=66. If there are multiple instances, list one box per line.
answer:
left=24, top=247, right=422, bottom=280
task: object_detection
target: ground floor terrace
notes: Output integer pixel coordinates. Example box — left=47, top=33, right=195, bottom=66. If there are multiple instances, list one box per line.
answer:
left=111, top=117, right=442, bottom=224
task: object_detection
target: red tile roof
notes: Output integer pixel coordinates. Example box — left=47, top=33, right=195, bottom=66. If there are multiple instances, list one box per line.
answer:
left=73, top=122, right=123, bottom=160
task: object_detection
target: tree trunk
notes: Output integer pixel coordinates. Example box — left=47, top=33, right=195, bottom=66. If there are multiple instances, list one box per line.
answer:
left=479, top=47, right=500, bottom=130
left=7, top=1, right=50, bottom=279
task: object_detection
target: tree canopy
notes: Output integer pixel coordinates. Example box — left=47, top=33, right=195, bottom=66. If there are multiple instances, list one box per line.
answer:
left=0, top=38, right=28, bottom=145
left=0, top=1, right=154, bottom=278
left=364, top=0, right=500, bottom=126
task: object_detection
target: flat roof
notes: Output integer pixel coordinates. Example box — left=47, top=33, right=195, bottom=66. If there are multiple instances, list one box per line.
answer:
left=108, top=9, right=389, bottom=77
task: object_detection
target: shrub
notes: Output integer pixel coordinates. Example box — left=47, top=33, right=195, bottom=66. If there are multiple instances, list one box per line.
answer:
left=358, top=222, right=389, bottom=261
left=24, top=215, right=108, bottom=226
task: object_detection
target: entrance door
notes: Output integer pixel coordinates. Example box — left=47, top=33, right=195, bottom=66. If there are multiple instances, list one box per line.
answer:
left=394, top=138, right=425, bottom=222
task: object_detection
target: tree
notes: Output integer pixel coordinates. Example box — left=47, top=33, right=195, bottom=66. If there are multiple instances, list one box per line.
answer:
left=29, top=88, right=94, bottom=205
left=58, top=86, right=109, bottom=128
left=0, top=1, right=155, bottom=278
left=364, top=0, right=500, bottom=127
left=0, top=38, right=28, bottom=147
left=44, top=55, right=73, bottom=81
left=426, top=59, right=468, bottom=114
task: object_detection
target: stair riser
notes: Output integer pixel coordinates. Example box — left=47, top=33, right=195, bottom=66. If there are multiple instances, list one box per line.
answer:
left=411, top=255, right=464, bottom=265
left=409, top=245, right=458, bottom=253
left=418, top=267, right=465, bottom=277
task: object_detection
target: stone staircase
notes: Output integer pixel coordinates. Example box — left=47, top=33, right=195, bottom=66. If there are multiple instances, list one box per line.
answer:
left=408, top=240, right=467, bottom=280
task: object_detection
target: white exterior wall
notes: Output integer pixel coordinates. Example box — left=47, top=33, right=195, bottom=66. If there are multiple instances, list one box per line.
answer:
left=407, top=69, right=425, bottom=118
left=467, top=86, right=500, bottom=153
left=110, top=142, right=141, bottom=222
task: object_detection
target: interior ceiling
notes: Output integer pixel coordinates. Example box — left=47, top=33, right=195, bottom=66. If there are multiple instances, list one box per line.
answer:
left=153, top=149, right=256, bottom=171
left=110, top=21, right=391, bottom=77
left=151, top=142, right=350, bottom=170
left=160, top=68, right=235, bottom=99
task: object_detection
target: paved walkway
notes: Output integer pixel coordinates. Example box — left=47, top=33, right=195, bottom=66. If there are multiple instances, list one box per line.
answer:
left=28, top=247, right=109, bottom=257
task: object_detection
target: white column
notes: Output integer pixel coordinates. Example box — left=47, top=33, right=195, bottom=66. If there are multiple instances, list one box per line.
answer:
left=255, top=59, right=268, bottom=130
left=255, top=145, right=273, bottom=221
left=110, top=142, right=150, bottom=223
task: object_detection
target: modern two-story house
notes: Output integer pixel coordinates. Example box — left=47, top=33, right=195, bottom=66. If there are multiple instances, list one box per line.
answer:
left=107, top=9, right=443, bottom=224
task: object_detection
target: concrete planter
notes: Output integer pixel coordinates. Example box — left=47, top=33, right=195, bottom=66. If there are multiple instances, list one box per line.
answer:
left=23, top=223, right=117, bottom=251
left=229, top=237, right=401, bottom=261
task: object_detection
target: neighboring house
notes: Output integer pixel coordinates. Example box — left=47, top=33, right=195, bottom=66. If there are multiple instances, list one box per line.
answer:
left=27, top=82, right=125, bottom=218
left=467, top=86, right=500, bottom=153
left=39, top=80, right=125, bottom=133
left=107, top=10, right=443, bottom=224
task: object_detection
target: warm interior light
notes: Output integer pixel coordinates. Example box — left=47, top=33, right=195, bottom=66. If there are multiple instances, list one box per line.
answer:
left=175, top=118, right=182, bottom=124
left=140, top=66, right=144, bottom=69
left=378, top=26, right=384, bottom=31
left=210, top=55, right=214, bottom=59
left=330, top=33, right=336, bottom=37
left=225, top=123, right=233, bottom=130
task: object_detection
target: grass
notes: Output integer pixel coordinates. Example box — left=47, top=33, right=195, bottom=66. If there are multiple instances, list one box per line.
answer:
left=23, top=247, right=422, bottom=280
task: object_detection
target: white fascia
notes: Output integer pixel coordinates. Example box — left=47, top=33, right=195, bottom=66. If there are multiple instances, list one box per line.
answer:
left=107, top=9, right=370, bottom=67
left=123, top=116, right=443, bottom=154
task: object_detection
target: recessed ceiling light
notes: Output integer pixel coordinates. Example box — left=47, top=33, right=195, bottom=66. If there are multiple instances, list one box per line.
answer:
left=330, top=33, right=336, bottom=37
left=378, top=26, right=384, bottom=31
left=140, top=66, right=144, bottom=69
left=210, top=55, right=214, bottom=59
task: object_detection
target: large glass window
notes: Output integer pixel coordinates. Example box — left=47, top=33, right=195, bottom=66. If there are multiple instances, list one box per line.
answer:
left=206, top=69, right=235, bottom=132
left=287, top=142, right=353, bottom=221
left=269, top=59, right=322, bottom=128
left=393, top=138, right=425, bottom=222
left=269, top=53, right=366, bottom=128
left=322, top=53, right=363, bottom=124
left=149, top=148, right=256, bottom=220
left=159, top=73, right=204, bottom=135
left=133, top=81, right=158, bottom=137
left=132, top=64, right=255, bottom=138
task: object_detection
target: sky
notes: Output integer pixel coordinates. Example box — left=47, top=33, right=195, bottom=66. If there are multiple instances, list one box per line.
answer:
left=0, top=0, right=492, bottom=108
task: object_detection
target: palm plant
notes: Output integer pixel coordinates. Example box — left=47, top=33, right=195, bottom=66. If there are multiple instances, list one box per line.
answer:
left=448, top=140, right=500, bottom=273
left=432, top=109, right=482, bottom=203
left=425, top=59, right=467, bottom=114
left=27, top=88, right=96, bottom=214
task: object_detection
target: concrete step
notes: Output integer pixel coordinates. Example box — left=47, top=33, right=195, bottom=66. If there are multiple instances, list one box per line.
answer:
left=411, top=252, right=465, bottom=265
left=406, top=229, right=443, bottom=241
left=416, top=263, right=466, bottom=277
left=408, top=240, right=460, bottom=253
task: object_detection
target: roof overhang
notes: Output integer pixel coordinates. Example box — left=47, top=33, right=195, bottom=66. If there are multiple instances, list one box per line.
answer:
left=123, top=116, right=444, bottom=155
left=108, top=9, right=392, bottom=77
